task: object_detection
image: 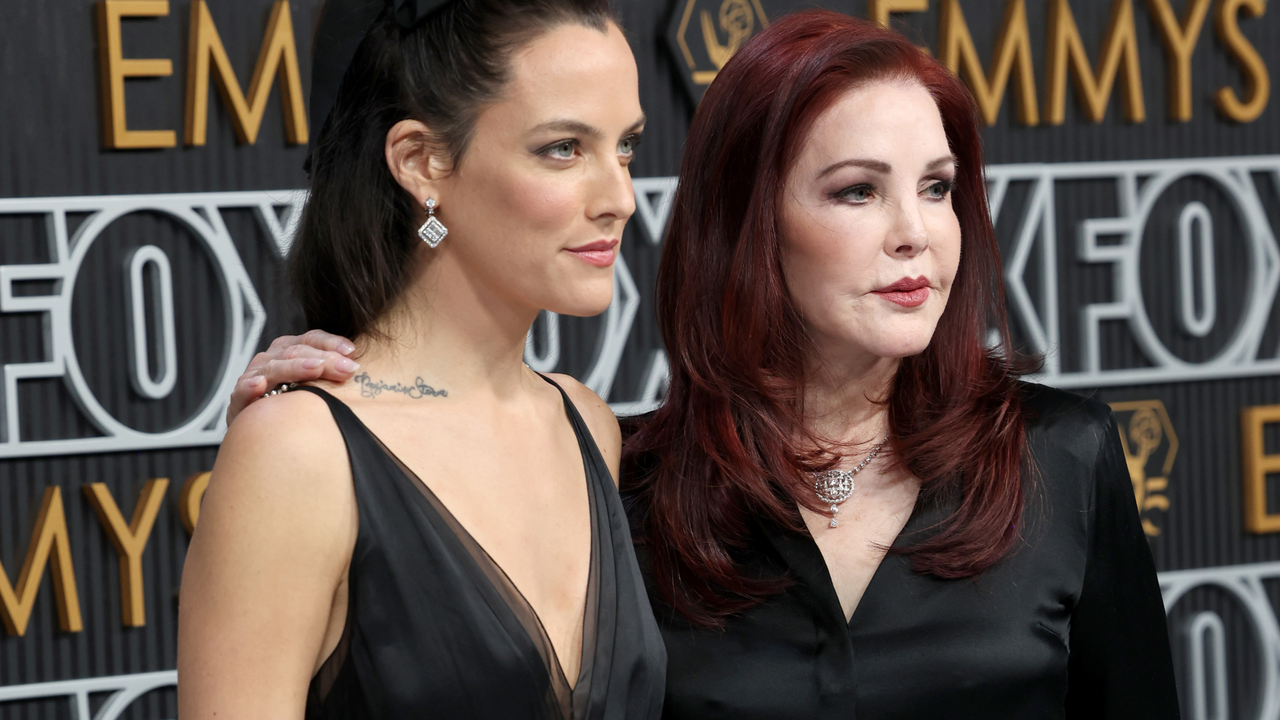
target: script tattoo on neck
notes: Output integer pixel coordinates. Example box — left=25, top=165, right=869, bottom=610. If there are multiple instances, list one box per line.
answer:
left=352, top=372, right=448, bottom=399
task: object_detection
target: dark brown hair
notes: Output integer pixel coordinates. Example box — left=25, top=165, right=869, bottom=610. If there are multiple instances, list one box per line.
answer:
left=624, top=10, right=1032, bottom=626
left=292, top=0, right=617, bottom=340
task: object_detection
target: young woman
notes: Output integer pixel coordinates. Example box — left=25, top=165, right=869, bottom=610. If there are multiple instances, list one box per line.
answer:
left=229, top=10, right=1179, bottom=718
left=177, top=1, right=665, bottom=718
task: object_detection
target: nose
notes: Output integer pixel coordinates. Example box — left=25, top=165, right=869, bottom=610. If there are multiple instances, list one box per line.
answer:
left=885, top=195, right=930, bottom=258
left=586, top=156, right=636, bottom=226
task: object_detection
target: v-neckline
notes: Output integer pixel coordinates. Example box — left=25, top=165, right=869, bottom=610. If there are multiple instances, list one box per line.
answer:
left=763, top=500, right=939, bottom=631
left=336, top=387, right=600, bottom=698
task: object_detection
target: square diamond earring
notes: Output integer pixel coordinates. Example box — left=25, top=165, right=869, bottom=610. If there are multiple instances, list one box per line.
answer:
left=417, top=197, right=448, bottom=248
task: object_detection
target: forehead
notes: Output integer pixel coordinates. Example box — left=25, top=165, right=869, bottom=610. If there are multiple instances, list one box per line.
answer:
left=501, top=22, right=639, bottom=118
left=800, top=80, right=950, bottom=164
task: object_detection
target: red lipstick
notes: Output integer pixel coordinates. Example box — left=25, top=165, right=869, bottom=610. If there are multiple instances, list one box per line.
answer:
left=565, top=239, right=618, bottom=267
left=873, top=276, right=930, bottom=308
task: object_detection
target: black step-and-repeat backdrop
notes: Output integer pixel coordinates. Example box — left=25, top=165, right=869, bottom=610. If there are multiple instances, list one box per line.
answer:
left=1, top=0, right=1277, bottom=717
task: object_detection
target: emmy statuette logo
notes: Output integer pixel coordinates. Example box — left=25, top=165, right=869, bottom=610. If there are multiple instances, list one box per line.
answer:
left=1110, top=400, right=1177, bottom=536
left=668, top=0, right=768, bottom=101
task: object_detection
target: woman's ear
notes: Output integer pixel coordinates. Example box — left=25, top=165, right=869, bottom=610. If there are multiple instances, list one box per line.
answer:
left=384, top=119, right=451, bottom=205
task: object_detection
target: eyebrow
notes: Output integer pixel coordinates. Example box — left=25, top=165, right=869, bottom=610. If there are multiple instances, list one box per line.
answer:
left=529, top=114, right=647, bottom=139
left=816, top=154, right=956, bottom=179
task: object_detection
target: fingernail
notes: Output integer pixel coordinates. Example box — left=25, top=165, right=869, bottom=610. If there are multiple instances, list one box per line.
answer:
left=302, top=358, right=324, bottom=369
left=337, top=341, right=355, bottom=354
left=336, top=358, right=360, bottom=373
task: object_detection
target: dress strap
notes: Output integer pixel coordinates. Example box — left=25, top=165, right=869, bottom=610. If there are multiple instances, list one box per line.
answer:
left=534, top=374, right=611, bottom=476
left=286, top=384, right=392, bottom=489
left=290, top=384, right=366, bottom=432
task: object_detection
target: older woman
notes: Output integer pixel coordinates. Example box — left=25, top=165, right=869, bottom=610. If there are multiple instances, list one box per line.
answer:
left=623, top=11, right=1177, bottom=718
left=228, top=9, right=1179, bottom=718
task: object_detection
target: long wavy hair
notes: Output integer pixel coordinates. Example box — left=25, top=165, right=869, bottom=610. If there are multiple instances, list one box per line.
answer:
left=623, top=10, right=1033, bottom=626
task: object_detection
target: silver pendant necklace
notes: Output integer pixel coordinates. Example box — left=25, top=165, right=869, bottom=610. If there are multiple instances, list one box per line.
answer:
left=811, top=435, right=889, bottom=528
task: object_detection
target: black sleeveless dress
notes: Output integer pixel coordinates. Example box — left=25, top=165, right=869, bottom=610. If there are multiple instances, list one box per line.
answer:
left=297, top=381, right=666, bottom=719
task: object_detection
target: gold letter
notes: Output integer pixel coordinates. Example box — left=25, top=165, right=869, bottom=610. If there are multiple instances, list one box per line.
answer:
left=1215, top=0, right=1269, bottom=122
left=870, top=0, right=929, bottom=27
left=869, top=0, right=931, bottom=53
left=180, top=471, right=211, bottom=534
left=1243, top=404, right=1280, bottom=533
left=96, top=1, right=177, bottom=149
left=1146, top=0, right=1212, bottom=121
left=1045, top=0, right=1146, bottom=124
left=0, top=487, right=84, bottom=636
left=870, top=0, right=931, bottom=26
left=84, top=479, right=169, bottom=627
left=184, top=0, right=309, bottom=146
left=938, top=0, right=1039, bottom=125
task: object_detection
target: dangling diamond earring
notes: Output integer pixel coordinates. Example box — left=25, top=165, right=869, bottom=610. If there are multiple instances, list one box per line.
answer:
left=417, top=197, right=448, bottom=248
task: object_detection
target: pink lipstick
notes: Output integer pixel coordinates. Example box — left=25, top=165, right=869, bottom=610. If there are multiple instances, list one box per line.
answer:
left=565, top=239, right=618, bottom=267
left=873, top=276, right=930, bottom=308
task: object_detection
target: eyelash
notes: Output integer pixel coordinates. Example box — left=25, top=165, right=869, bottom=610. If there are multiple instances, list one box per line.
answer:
left=834, top=178, right=955, bottom=203
left=536, top=134, right=644, bottom=161
left=927, top=178, right=955, bottom=198
left=538, top=139, right=580, bottom=160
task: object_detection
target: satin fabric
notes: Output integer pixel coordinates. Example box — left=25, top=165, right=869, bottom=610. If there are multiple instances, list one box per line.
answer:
left=627, top=383, right=1179, bottom=719
left=299, top=381, right=666, bottom=719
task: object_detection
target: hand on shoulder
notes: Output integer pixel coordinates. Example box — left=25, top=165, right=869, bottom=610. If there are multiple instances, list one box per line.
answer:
left=546, top=373, right=621, bottom=484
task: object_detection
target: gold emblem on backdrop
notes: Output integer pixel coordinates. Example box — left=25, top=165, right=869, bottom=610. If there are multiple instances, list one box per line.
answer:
left=1110, top=400, right=1177, bottom=536
left=674, top=0, right=769, bottom=88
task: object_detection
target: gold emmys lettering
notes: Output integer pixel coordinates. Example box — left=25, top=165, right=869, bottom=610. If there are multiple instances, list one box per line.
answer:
left=95, top=0, right=308, bottom=150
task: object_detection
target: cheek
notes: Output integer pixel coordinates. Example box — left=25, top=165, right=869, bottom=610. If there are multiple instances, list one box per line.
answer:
left=780, top=209, right=885, bottom=335
left=780, top=212, right=837, bottom=312
left=782, top=209, right=880, bottom=294
left=455, top=157, right=583, bottom=248
left=940, top=221, right=962, bottom=285
left=493, top=173, right=582, bottom=235
left=926, top=209, right=963, bottom=287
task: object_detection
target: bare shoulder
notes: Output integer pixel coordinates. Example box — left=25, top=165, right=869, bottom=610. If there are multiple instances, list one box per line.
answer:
left=204, top=388, right=354, bottom=544
left=220, top=388, right=347, bottom=482
left=546, top=373, right=621, bottom=483
left=179, top=388, right=355, bottom=718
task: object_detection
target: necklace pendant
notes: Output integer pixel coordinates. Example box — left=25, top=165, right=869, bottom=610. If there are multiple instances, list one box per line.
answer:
left=810, top=435, right=889, bottom=532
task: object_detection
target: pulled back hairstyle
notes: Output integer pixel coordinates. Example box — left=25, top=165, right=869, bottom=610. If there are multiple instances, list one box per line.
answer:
left=292, top=0, right=616, bottom=339
left=624, top=10, right=1033, bottom=626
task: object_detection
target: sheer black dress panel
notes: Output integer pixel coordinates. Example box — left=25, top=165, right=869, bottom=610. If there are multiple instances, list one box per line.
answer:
left=299, top=380, right=666, bottom=719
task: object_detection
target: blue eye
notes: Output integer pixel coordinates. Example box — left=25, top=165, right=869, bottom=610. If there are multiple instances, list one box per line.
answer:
left=547, top=141, right=576, bottom=159
left=838, top=185, right=874, bottom=203
left=618, top=134, right=641, bottom=156
left=925, top=179, right=953, bottom=199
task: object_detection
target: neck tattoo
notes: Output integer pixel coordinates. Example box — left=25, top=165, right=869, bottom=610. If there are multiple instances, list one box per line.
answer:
left=353, top=372, right=448, bottom=399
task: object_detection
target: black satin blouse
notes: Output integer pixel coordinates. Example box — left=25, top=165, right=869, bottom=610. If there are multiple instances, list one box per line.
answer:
left=626, top=383, right=1179, bottom=719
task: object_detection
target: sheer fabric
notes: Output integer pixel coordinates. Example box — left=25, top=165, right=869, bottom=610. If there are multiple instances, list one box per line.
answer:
left=300, top=379, right=665, bottom=719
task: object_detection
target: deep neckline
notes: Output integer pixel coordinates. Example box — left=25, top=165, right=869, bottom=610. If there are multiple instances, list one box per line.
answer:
left=762, top=493, right=948, bottom=632
left=302, top=380, right=601, bottom=698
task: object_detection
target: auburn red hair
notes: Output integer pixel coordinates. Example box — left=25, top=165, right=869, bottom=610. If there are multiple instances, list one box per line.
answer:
left=623, top=10, right=1032, bottom=625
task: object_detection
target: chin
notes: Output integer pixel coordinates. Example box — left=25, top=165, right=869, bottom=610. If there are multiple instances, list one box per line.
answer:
left=547, top=291, right=614, bottom=318
left=863, top=329, right=936, bottom=359
left=539, top=271, right=615, bottom=317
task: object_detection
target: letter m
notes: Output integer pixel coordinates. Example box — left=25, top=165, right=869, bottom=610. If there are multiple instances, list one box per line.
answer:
left=0, top=487, right=84, bottom=636
left=184, top=0, right=308, bottom=145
